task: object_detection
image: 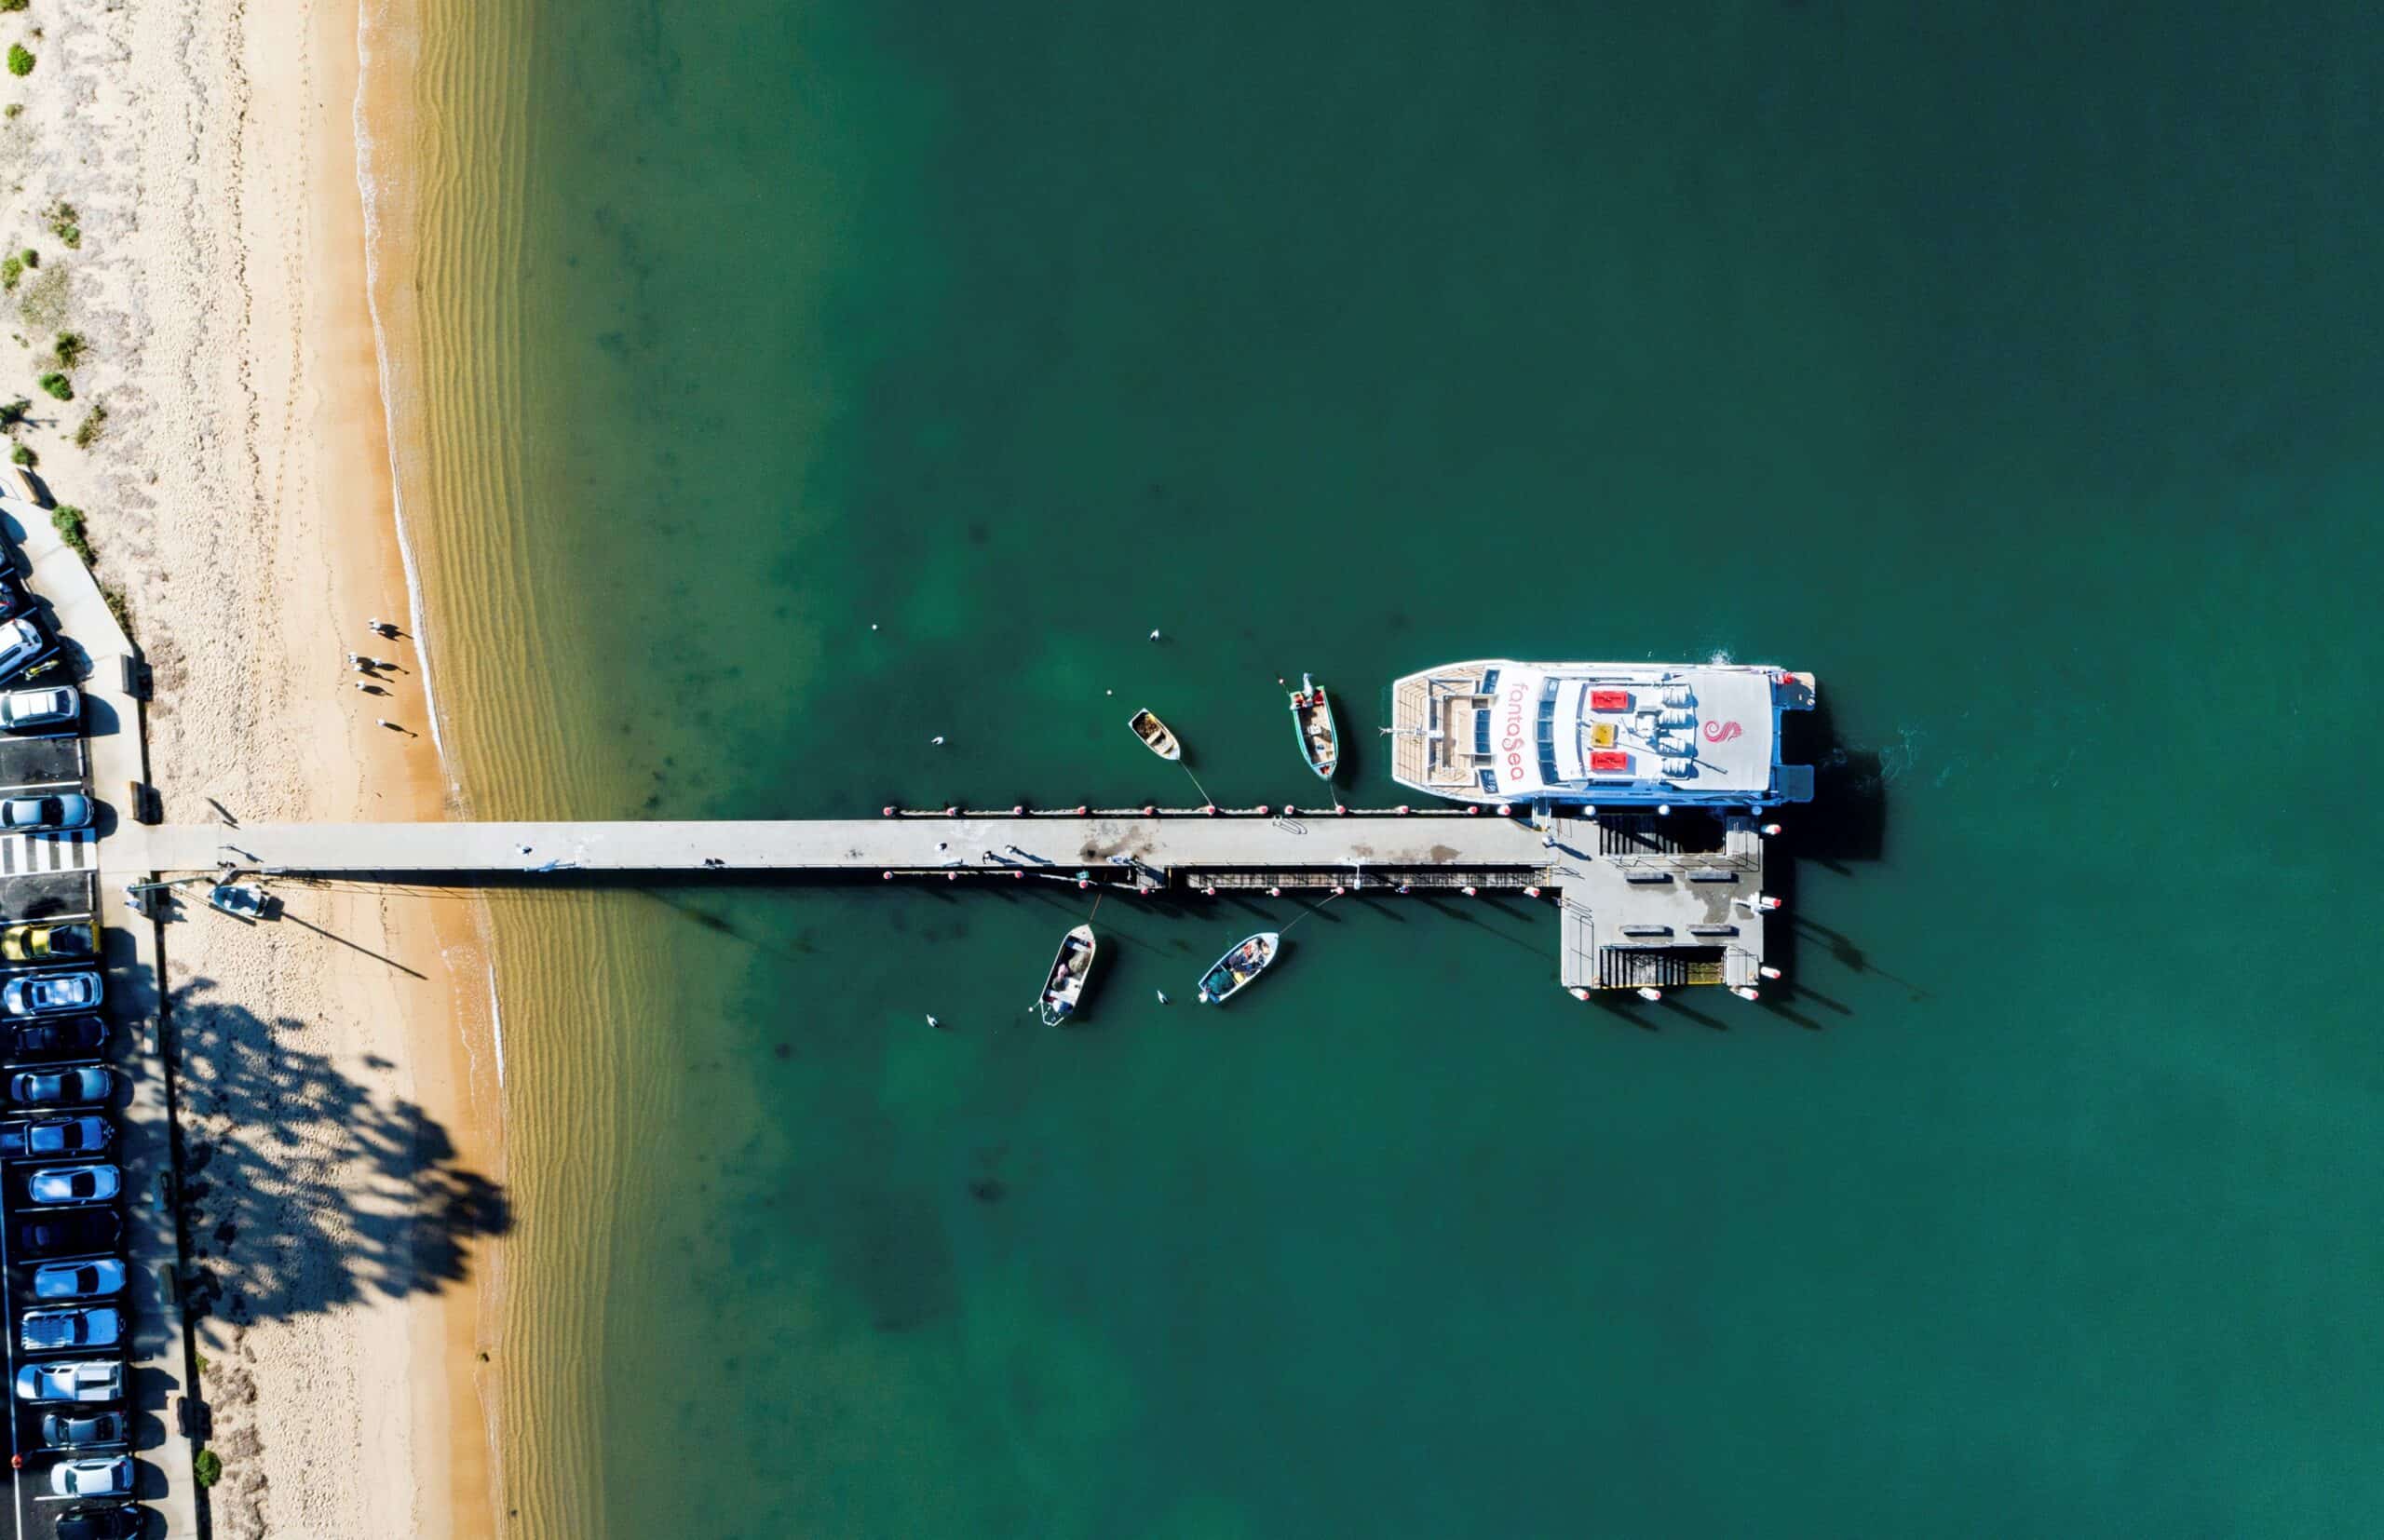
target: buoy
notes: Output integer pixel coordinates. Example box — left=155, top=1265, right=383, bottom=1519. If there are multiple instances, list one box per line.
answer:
left=1656, top=803, right=1671, bottom=816
left=1396, top=804, right=1410, bottom=815
left=881, top=871, right=892, bottom=880
left=1077, top=879, right=1090, bottom=889
left=1582, top=804, right=1596, bottom=816
left=1334, top=804, right=1348, bottom=815
left=882, top=806, right=895, bottom=817
left=1732, top=986, right=1761, bottom=1001
left=1759, top=965, right=1782, bottom=980
left=1010, top=804, right=1024, bottom=815
left=1636, top=986, right=1663, bottom=1003
left=1761, top=822, right=1783, bottom=837
left=1266, top=886, right=1280, bottom=898
left=1198, top=990, right=1212, bottom=1004
left=945, top=871, right=957, bottom=882
left=1283, top=804, right=1296, bottom=816
left=1467, top=804, right=1480, bottom=816
left=1010, top=871, right=1023, bottom=879
left=1203, top=885, right=1216, bottom=896
left=1331, top=885, right=1346, bottom=896
left=1143, top=804, right=1157, bottom=816
left=1397, top=884, right=1411, bottom=894
left=943, top=805, right=958, bottom=817
left=1076, top=804, right=1089, bottom=815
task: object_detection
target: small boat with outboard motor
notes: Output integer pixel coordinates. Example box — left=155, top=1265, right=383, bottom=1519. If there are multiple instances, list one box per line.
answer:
left=1287, top=673, right=1338, bottom=779
left=1037, top=924, right=1098, bottom=1026
left=1197, top=932, right=1279, bottom=1005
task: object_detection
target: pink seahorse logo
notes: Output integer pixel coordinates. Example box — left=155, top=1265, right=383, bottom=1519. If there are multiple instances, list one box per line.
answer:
left=1702, top=720, right=1743, bottom=744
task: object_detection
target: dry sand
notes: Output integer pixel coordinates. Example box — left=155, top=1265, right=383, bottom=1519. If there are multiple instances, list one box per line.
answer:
left=1, top=0, right=505, bottom=1534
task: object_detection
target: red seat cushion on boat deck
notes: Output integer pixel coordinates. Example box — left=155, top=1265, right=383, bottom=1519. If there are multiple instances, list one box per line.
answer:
left=1590, top=750, right=1631, bottom=772
left=1589, top=689, right=1631, bottom=711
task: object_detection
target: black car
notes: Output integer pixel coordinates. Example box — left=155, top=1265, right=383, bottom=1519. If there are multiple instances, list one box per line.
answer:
left=41, top=1409, right=127, bottom=1448
left=14, top=1209, right=119, bottom=1258
left=0, top=566, right=30, bottom=623
left=6, top=1014, right=107, bottom=1060
left=55, top=1506, right=142, bottom=1540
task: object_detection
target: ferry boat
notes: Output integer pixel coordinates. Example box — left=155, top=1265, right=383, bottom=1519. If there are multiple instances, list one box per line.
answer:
left=1387, top=660, right=1817, bottom=808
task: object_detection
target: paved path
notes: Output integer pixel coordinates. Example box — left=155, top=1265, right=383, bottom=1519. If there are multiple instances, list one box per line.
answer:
left=113, top=813, right=1555, bottom=877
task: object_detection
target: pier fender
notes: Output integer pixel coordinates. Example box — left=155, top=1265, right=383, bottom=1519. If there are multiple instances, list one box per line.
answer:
left=1077, top=879, right=1090, bottom=889
left=1524, top=885, right=1541, bottom=898
left=1203, top=804, right=1218, bottom=816
left=1396, top=804, right=1410, bottom=815
left=1496, top=804, right=1511, bottom=817
left=1334, top=804, right=1348, bottom=815
left=882, top=806, right=895, bottom=817
left=1076, top=804, right=1089, bottom=815
left=1011, top=804, right=1024, bottom=815
left=1143, top=805, right=1157, bottom=817
left=1733, top=986, right=1761, bottom=1001
left=1203, top=885, right=1216, bottom=896
left=1569, top=987, right=1592, bottom=1002
left=1283, top=804, right=1296, bottom=816
left=881, top=871, right=893, bottom=880
left=1759, top=965, right=1783, bottom=980
left=1761, top=822, right=1783, bottom=837
left=1461, top=885, right=1478, bottom=897
left=943, top=805, right=959, bottom=817
left=1256, top=805, right=1269, bottom=816
left=945, top=871, right=957, bottom=881
left=1331, top=885, right=1346, bottom=896
left=1266, top=886, right=1280, bottom=898
left=1467, top=804, right=1480, bottom=815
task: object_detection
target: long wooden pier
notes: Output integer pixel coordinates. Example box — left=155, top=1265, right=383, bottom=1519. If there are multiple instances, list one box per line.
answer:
left=108, top=810, right=1781, bottom=994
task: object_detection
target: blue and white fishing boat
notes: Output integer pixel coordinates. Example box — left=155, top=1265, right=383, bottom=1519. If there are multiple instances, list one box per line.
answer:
left=1196, top=932, right=1279, bottom=1005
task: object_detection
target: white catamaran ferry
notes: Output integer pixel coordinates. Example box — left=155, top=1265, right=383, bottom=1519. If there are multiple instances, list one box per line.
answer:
left=1388, top=659, right=1817, bottom=809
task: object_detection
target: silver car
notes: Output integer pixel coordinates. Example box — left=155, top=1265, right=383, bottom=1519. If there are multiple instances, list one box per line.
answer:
left=0, top=793, right=92, bottom=833
left=0, top=684, right=75, bottom=729
left=27, top=1163, right=120, bottom=1206
left=2, top=970, right=102, bottom=1016
left=32, top=1261, right=125, bottom=1301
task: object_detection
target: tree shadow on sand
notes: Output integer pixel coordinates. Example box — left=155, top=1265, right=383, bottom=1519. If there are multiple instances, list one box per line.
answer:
left=164, top=974, right=510, bottom=1328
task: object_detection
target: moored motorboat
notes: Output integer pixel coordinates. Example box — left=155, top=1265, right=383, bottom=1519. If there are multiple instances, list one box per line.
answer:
left=1037, top=924, right=1098, bottom=1026
left=1288, top=673, right=1338, bottom=779
left=1127, top=708, right=1182, bottom=761
left=1196, top=931, right=1279, bottom=1005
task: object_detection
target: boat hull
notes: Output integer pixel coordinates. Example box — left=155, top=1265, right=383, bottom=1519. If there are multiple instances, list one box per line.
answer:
left=1038, top=924, right=1098, bottom=1026
left=1127, top=708, right=1182, bottom=762
left=1196, top=931, right=1280, bottom=1005
left=1289, top=673, right=1338, bottom=780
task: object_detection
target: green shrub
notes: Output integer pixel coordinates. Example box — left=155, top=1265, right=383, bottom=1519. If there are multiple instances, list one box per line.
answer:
left=41, top=200, right=74, bottom=247
left=35, top=371, right=66, bottom=400
left=194, top=1448, right=222, bottom=1488
left=0, top=1, right=27, bottom=14
left=49, top=504, right=87, bottom=562
left=6, top=46, right=32, bottom=78
left=69, top=402, right=102, bottom=447
left=0, top=256, right=18, bottom=292
left=49, top=330, right=78, bottom=366
left=0, top=398, right=26, bottom=429
left=2, top=105, right=19, bottom=120
left=8, top=442, right=30, bottom=466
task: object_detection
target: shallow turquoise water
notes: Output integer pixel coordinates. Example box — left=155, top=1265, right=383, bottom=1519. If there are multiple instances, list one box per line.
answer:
left=493, top=2, right=2384, bottom=1533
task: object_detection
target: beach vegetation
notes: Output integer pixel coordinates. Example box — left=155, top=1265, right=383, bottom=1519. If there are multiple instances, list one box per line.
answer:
left=49, top=504, right=88, bottom=563
left=49, top=329, right=78, bottom=365
left=2, top=106, right=18, bottom=120
left=17, top=248, right=32, bottom=268
left=40, top=201, right=73, bottom=248
left=194, top=1447, right=223, bottom=1489
left=19, top=263, right=64, bottom=327
left=5, top=47, right=31, bottom=78
left=98, top=580, right=129, bottom=636
left=8, top=442, right=29, bottom=466
left=0, top=1, right=25, bottom=14
left=34, top=370, right=66, bottom=400
left=0, top=398, right=25, bottom=429
left=69, top=401, right=102, bottom=446
left=0, top=255, right=17, bottom=291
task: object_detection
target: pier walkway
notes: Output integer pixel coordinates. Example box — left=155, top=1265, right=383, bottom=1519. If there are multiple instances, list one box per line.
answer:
left=111, top=809, right=1778, bottom=997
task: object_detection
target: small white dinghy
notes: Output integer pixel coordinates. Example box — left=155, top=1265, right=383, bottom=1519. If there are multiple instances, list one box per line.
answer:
left=1037, top=924, right=1098, bottom=1026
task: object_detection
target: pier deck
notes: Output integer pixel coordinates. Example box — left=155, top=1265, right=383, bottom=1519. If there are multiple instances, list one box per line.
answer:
left=109, top=810, right=1778, bottom=996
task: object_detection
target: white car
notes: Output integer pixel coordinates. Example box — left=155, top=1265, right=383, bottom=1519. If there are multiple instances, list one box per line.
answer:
left=2, top=970, right=102, bottom=1016
left=0, top=691, right=74, bottom=734
left=48, top=1454, right=133, bottom=1499
left=27, top=1163, right=120, bottom=1206
left=0, top=684, right=75, bottom=729
left=0, top=615, right=44, bottom=677
left=32, top=1260, right=125, bottom=1301
left=12, top=1359, right=121, bottom=1404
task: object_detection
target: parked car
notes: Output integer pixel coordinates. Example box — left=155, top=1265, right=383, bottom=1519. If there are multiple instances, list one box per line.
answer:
left=39, top=1410, right=128, bottom=1448
left=0, top=567, right=30, bottom=623
left=26, top=1163, right=121, bottom=1206
left=0, top=1115, right=113, bottom=1157
left=32, top=1260, right=125, bottom=1301
left=12, top=1358, right=121, bottom=1403
left=7, top=1014, right=107, bottom=1058
left=2, top=969, right=102, bottom=1016
left=0, top=793, right=91, bottom=834
left=22, top=1306, right=124, bottom=1352
left=15, top=1209, right=121, bottom=1258
left=10, top=1066, right=116, bottom=1108
left=0, top=615, right=43, bottom=676
left=0, top=683, right=75, bottom=730
left=1, top=920, right=95, bottom=962
left=48, top=1455, right=133, bottom=1500
left=55, top=1505, right=142, bottom=1540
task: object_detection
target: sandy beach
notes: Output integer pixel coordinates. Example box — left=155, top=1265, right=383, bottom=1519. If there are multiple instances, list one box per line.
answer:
left=2, top=0, right=506, bottom=1533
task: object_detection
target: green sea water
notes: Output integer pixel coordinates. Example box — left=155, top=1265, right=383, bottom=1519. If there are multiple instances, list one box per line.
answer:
left=472, top=1, right=2384, bottom=1533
